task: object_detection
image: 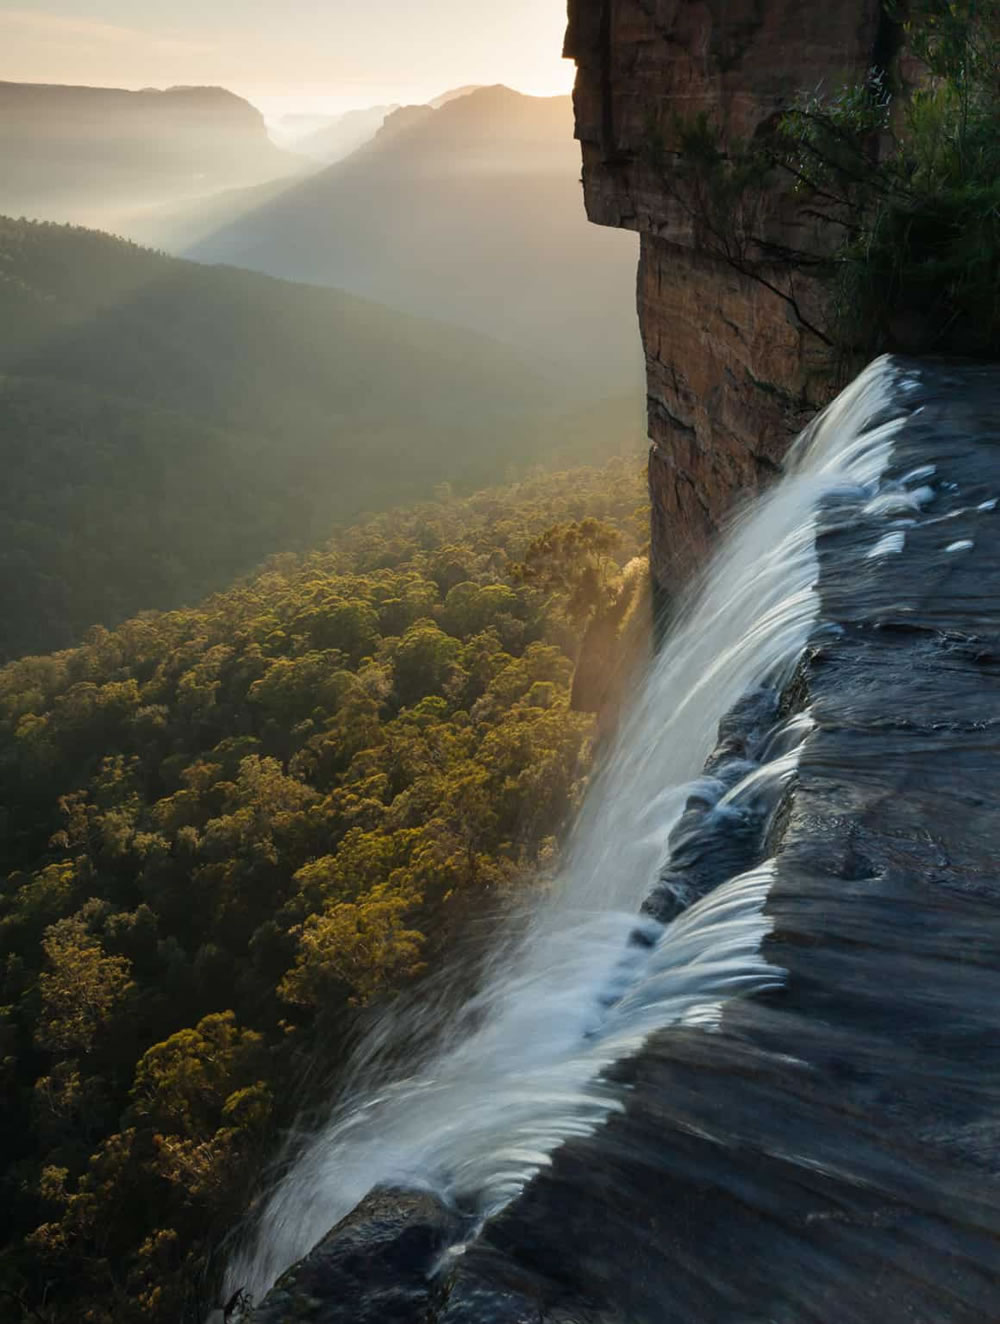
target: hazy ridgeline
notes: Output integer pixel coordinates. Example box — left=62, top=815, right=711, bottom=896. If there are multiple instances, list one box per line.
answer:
left=130, top=86, right=642, bottom=397
left=1, top=81, right=640, bottom=404
left=0, top=217, right=642, bottom=661
left=0, top=81, right=305, bottom=232
left=283, top=105, right=400, bottom=162
left=0, top=81, right=643, bottom=662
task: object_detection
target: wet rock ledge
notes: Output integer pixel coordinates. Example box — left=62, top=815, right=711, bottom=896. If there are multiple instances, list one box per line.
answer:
left=252, top=361, right=1000, bottom=1323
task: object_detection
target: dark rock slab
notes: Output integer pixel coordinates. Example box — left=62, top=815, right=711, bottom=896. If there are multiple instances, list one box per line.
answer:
left=250, top=1187, right=462, bottom=1322
left=643, top=684, right=782, bottom=924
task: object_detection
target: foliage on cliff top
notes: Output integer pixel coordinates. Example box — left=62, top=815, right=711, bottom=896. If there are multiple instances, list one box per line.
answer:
left=782, top=0, right=1000, bottom=360
left=0, top=457, right=645, bottom=1322
left=648, top=0, right=1000, bottom=365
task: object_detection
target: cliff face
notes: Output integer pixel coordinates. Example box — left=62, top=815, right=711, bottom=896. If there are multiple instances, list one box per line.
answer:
left=564, top=0, right=887, bottom=593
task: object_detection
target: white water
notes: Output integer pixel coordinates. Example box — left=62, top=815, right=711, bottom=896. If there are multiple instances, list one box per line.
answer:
left=229, top=358, right=911, bottom=1304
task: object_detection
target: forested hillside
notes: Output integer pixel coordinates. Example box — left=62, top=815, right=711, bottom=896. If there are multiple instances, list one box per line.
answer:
left=0, top=218, right=641, bottom=660
left=0, top=458, right=645, bottom=1322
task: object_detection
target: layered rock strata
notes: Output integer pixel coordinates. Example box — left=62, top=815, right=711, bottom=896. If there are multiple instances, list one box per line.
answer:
left=563, top=0, right=891, bottom=593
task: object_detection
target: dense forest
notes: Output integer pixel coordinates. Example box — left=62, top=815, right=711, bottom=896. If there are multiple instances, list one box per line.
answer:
left=0, top=217, right=641, bottom=660
left=0, top=457, right=647, bottom=1322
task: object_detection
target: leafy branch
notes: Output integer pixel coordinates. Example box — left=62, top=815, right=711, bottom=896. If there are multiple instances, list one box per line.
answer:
left=644, top=0, right=1000, bottom=364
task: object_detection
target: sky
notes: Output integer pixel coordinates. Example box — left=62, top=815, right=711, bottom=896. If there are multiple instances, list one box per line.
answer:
left=0, top=1, right=576, bottom=118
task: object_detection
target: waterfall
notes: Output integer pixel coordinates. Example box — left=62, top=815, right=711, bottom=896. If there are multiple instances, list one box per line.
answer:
left=228, top=356, right=924, bottom=1304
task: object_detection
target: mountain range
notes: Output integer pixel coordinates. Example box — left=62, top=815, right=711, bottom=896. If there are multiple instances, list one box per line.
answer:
left=291, top=105, right=399, bottom=162
left=0, top=80, right=303, bottom=230
left=0, top=216, right=640, bottom=659
left=136, top=86, right=641, bottom=397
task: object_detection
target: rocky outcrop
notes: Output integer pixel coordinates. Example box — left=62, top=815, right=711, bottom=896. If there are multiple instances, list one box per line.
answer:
left=563, top=0, right=890, bottom=593
left=248, top=1188, right=462, bottom=1323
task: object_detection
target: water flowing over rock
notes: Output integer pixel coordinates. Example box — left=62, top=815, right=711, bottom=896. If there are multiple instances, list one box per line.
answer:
left=232, top=359, right=1000, bottom=1320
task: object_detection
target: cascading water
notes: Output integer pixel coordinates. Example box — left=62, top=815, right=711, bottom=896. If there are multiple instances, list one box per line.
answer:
left=228, top=357, right=926, bottom=1306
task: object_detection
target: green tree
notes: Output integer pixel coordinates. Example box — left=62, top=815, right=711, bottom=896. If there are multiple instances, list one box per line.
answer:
left=35, top=903, right=133, bottom=1056
left=281, top=884, right=426, bottom=1007
left=0, top=456, right=645, bottom=1321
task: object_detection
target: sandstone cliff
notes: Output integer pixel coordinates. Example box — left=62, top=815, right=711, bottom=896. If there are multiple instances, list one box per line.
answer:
left=564, top=0, right=892, bottom=594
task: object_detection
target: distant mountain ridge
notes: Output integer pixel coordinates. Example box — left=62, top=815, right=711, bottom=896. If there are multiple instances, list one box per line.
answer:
left=0, top=80, right=303, bottom=228
left=176, top=85, right=640, bottom=396
left=294, top=105, right=399, bottom=162
left=428, top=83, right=485, bottom=107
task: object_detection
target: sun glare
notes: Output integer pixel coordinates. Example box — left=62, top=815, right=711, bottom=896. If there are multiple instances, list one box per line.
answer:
left=1, top=1, right=575, bottom=115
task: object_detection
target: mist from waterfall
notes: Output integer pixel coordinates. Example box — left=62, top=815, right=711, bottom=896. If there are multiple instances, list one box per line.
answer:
left=228, top=357, right=916, bottom=1305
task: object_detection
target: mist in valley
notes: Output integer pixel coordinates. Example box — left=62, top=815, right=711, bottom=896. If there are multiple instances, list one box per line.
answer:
left=0, top=61, right=642, bottom=659
left=0, top=80, right=306, bottom=232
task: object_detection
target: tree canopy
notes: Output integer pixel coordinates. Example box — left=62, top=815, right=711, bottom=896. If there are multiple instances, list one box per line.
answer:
left=0, top=457, right=646, bottom=1322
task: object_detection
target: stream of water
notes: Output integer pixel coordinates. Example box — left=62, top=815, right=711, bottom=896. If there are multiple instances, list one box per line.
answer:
left=229, top=356, right=922, bottom=1304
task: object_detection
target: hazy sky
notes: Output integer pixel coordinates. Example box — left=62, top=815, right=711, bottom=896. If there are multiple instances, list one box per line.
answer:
left=1, top=1, right=575, bottom=116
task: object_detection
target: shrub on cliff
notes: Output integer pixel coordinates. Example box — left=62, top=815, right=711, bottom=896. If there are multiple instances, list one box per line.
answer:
left=781, top=0, right=1000, bottom=359
left=649, top=0, right=1000, bottom=366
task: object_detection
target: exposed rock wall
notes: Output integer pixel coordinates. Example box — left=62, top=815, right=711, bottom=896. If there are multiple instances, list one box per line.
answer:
left=564, top=0, right=888, bottom=593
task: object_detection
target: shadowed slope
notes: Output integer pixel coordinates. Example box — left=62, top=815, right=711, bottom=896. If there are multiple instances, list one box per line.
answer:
left=178, top=87, right=640, bottom=396
left=0, top=218, right=640, bottom=659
